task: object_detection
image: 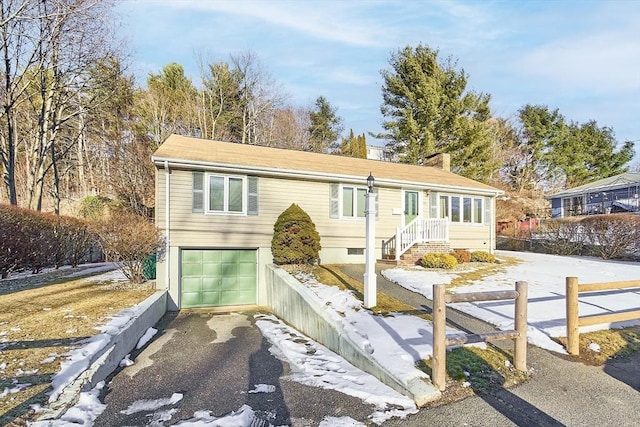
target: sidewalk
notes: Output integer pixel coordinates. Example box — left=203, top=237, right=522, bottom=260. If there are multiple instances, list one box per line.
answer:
left=340, top=264, right=640, bottom=426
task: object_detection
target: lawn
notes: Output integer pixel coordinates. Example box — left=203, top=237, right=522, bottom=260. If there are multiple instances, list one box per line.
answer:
left=0, top=269, right=154, bottom=426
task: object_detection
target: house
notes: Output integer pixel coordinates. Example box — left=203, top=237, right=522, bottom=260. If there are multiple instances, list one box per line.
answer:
left=152, top=134, right=503, bottom=310
left=547, top=172, right=640, bottom=218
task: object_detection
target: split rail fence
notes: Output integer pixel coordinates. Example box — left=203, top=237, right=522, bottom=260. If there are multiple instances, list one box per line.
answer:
left=431, top=282, right=528, bottom=391
left=565, top=277, right=640, bottom=356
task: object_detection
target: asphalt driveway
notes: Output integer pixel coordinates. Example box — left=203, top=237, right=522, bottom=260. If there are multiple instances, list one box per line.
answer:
left=94, top=310, right=376, bottom=426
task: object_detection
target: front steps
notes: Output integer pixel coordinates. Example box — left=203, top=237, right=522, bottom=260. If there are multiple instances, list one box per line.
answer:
left=379, top=242, right=451, bottom=267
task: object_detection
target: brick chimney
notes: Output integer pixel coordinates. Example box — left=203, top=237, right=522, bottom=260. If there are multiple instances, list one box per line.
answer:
left=424, top=153, right=451, bottom=172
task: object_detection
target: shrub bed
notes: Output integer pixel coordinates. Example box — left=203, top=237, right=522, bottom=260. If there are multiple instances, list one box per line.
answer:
left=450, top=249, right=471, bottom=263
left=470, top=251, right=496, bottom=263
left=421, top=253, right=458, bottom=269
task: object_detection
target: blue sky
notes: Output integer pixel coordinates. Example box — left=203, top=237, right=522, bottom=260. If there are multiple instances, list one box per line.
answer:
left=116, top=0, right=640, bottom=159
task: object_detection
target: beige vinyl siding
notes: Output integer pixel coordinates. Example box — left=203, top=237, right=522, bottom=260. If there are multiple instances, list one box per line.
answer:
left=159, top=167, right=495, bottom=255
left=158, top=168, right=413, bottom=251
left=448, top=225, right=492, bottom=251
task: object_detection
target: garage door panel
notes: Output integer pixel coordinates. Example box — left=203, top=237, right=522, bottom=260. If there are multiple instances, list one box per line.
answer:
left=237, top=263, right=256, bottom=276
left=202, top=263, right=222, bottom=276
left=201, top=276, right=220, bottom=288
left=182, top=292, right=204, bottom=307
left=202, top=250, right=221, bottom=262
left=182, top=277, right=202, bottom=293
left=221, top=278, right=237, bottom=292
left=220, top=291, right=243, bottom=305
left=220, top=251, right=238, bottom=263
left=220, top=263, right=238, bottom=276
left=182, top=250, right=202, bottom=263
left=236, top=291, right=255, bottom=304
left=202, top=291, right=220, bottom=305
left=182, top=263, right=202, bottom=276
left=181, top=249, right=256, bottom=308
left=236, top=250, right=256, bottom=262
left=236, top=275, right=256, bottom=290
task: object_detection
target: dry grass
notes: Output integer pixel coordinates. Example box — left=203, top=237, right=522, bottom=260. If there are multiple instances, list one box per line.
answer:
left=310, top=264, right=429, bottom=319
left=447, top=255, right=521, bottom=288
left=554, top=326, right=640, bottom=365
left=418, top=345, right=531, bottom=407
left=0, top=274, right=154, bottom=426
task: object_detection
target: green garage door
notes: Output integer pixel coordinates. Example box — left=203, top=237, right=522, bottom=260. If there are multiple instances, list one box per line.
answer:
left=181, top=249, right=257, bottom=308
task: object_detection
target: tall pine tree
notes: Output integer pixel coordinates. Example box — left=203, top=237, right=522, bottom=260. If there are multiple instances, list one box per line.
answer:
left=379, top=44, right=497, bottom=181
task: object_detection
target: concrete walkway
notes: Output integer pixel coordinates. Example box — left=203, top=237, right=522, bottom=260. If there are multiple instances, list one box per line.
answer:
left=340, top=264, right=640, bottom=426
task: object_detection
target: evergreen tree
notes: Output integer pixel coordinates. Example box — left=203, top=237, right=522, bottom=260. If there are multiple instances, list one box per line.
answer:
left=500, top=105, right=635, bottom=191
left=379, top=44, right=496, bottom=180
left=339, top=129, right=367, bottom=158
left=271, top=204, right=321, bottom=265
left=308, top=96, right=343, bottom=152
left=550, top=120, right=634, bottom=188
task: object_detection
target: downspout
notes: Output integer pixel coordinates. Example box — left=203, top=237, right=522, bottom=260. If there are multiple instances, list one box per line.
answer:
left=164, top=160, right=170, bottom=290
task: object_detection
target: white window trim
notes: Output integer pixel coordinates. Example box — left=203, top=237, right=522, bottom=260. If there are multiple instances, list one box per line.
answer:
left=439, top=194, right=484, bottom=225
left=205, top=173, right=248, bottom=216
left=340, top=185, right=368, bottom=219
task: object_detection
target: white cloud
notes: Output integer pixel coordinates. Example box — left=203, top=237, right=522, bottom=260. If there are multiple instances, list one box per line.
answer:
left=517, top=30, right=640, bottom=94
left=168, top=0, right=392, bottom=48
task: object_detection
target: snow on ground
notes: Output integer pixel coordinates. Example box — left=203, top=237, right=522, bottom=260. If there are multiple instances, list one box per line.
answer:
left=27, top=251, right=640, bottom=426
left=47, top=269, right=150, bottom=403
left=383, top=250, right=640, bottom=353
left=291, top=272, right=468, bottom=386
left=255, top=313, right=419, bottom=425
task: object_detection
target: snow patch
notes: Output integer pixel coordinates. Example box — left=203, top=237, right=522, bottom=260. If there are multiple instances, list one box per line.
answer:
left=136, top=327, right=158, bottom=350
left=120, top=392, right=183, bottom=415
left=248, top=384, right=276, bottom=394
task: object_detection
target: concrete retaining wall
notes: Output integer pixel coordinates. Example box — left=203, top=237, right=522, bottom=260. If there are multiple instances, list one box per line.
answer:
left=42, top=290, right=168, bottom=419
left=265, top=265, right=439, bottom=406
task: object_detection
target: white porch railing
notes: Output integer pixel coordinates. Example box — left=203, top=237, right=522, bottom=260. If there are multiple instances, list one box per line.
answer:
left=382, top=218, right=449, bottom=260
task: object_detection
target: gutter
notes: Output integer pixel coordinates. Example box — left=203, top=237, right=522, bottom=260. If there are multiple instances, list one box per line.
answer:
left=151, top=157, right=504, bottom=197
left=164, top=160, right=170, bottom=290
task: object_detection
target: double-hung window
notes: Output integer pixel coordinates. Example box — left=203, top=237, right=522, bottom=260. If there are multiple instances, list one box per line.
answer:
left=440, top=194, right=483, bottom=224
left=342, top=186, right=367, bottom=218
left=208, top=175, right=245, bottom=214
left=193, top=172, right=258, bottom=215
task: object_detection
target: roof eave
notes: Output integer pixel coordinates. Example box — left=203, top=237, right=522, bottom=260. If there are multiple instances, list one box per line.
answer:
left=152, top=156, right=503, bottom=197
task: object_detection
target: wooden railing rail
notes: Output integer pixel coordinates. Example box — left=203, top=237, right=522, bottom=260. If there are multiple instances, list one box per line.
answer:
left=432, top=282, right=528, bottom=391
left=565, top=277, right=640, bottom=356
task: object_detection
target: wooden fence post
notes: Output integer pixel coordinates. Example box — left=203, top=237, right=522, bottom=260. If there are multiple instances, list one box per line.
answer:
left=432, top=284, right=446, bottom=391
left=566, top=276, right=580, bottom=355
left=514, top=281, right=528, bottom=371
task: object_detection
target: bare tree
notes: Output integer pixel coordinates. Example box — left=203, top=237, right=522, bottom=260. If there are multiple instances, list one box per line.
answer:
left=230, top=51, right=288, bottom=145
left=1, top=0, right=122, bottom=211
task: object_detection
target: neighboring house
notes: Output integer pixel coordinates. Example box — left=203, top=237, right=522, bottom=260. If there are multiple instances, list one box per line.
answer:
left=547, top=172, right=640, bottom=218
left=152, top=134, right=503, bottom=310
left=366, top=145, right=397, bottom=162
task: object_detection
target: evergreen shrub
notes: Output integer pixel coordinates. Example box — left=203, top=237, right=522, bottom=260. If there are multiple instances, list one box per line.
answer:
left=470, top=251, right=496, bottom=263
left=420, top=253, right=458, bottom=269
left=271, top=204, right=321, bottom=265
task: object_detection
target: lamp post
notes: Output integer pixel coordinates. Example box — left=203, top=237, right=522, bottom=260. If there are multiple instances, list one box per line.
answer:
left=364, top=172, right=377, bottom=308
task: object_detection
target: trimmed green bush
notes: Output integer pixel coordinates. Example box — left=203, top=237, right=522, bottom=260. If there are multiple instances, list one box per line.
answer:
left=471, top=251, right=496, bottom=263
left=271, top=204, right=321, bottom=265
left=450, top=249, right=471, bottom=263
left=420, top=253, right=458, bottom=269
